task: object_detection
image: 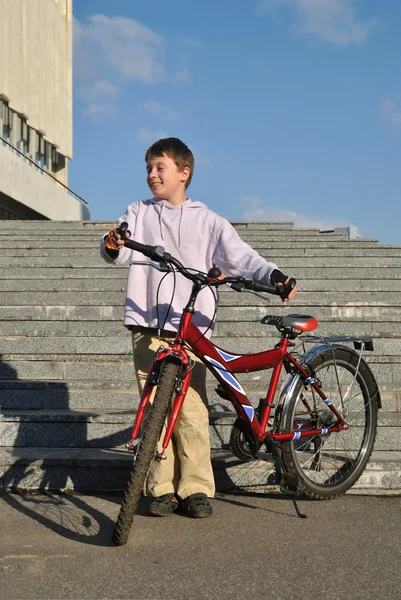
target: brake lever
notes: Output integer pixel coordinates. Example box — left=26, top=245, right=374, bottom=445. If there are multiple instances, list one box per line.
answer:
left=129, top=260, right=173, bottom=273
left=230, top=283, right=244, bottom=292
left=227, top=283, right=270, bottom=302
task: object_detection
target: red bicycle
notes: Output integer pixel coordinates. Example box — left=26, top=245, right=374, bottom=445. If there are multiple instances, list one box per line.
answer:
left=112, top=226, right=380, bottom=546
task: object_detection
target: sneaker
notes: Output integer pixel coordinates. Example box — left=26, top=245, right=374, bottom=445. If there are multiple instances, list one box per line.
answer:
left=180, top=493, right=213, bottom=518
left=148, top=493, right=178, bottom=517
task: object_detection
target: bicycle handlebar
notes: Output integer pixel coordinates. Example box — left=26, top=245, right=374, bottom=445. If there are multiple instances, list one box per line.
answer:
left=231, top=280, right=278, bottom=295
left=124, top=238, right=165, bottom=262
left=120, top=223, right=296, bottom=300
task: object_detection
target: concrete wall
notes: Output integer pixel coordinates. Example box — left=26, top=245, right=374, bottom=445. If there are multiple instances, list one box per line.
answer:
left=0, top=0, right=72, bottom=159
left=0, top=138, right=89, bottom=221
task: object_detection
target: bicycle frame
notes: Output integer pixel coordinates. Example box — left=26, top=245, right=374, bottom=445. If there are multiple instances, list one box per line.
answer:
left=127, top=296, right=347, bottom=459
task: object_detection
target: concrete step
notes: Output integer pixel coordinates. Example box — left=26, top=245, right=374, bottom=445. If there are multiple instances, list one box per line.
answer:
left=1, top=448, right=399, bottom=494
left=1, top=306, right=400, bottom=328
left=1, top=332, right=401, bottom=356
left=0, top=376, right=399, bottom=411
left=233, top=222, right=295, bottom=230
left=0, top=228, right=349, bottom=239
left=0, top=222, right=331, bottom=232
left=0, top=278, right=399, bottom=293
left=0, top=240, right=386, bottom=250
left=0, top=289, right=400, bottom=307
left=2, top=303, right=401, bottom=323
left=2, top=220, right=299, bottom=231
left=2, top=410, right=400, bottom=450
left=0, top=304, right=124, bottom=321
left=215, top=319, right=401, bottom=337
left=3, top=255, right=401, bottom=268
left=3, top=246, right=401, bottom=259
left=1, top=266, right=400, bottom=280
left=0, top=351, right=398, bottom=385
left=2, top=318, right=401, bottom=338
left=0, top=221, right=115, bottom=230
left=212, top=449, right=401, bottom=496
left=0, top=338, right=400, bottom=363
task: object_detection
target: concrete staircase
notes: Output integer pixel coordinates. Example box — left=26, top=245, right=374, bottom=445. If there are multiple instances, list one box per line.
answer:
left=1, top=220, right=400, bottom=494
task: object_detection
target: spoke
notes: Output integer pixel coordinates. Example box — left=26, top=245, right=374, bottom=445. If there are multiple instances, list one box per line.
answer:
left=284, top=351, right=377, bottom=494
left=293, top=364, right=367, bottom=484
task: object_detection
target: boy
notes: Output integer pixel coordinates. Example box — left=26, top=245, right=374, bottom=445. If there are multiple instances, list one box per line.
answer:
left=100, top=137, right=297, bottom=518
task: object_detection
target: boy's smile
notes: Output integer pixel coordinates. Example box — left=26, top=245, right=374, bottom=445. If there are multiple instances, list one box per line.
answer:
left=146, top=154, right=190, bottom=205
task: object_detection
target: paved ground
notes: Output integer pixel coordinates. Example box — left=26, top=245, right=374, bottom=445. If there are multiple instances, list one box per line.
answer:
left=1, top=491, right=400, bottom=600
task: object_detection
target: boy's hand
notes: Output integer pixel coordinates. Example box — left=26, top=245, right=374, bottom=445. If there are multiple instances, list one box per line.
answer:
left=276, top=278, right=298, bottom=302
left=105, top=226, right=130, bottom=251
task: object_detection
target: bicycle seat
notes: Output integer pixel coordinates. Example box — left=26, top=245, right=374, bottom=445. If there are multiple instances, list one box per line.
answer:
left=261, top=314, right=318, bottom=332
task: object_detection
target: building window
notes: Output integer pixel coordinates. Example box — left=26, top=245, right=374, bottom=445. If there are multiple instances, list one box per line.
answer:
left=1, top=100, right=11, bottom=139
left=36, top=133, right=46, bottom=168
left=20, top=117, right=30, bottom=154
left=51, top=145, right=58, bottom=172
left=51, top=147, right=66, bottom=174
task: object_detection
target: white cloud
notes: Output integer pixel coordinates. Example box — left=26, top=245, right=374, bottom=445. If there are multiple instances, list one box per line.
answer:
left=174, top=68, right=191, bottom=84
left=137, top=129, right=169, bottom=145
left=143, top=100, right=179, bottom=122
left=74, top=15, right=168, bottom=84
left=81, top=103, right=118, bottom=122
left=378, top=99, right=401, bottom=126
left=255, top=0, right=376, bottom=45
left=76, top=80, right=120, bottom=104
left=240, top=195, right=352, bottom=230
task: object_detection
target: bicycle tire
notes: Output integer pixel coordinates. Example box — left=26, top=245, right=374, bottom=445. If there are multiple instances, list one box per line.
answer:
left=112, top=360, right=180, bottom=546
left=279, top=347, right=378, bottom=499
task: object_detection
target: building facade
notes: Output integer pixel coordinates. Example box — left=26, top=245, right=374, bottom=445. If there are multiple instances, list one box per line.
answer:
left=0, top=0, right=89, bottom=220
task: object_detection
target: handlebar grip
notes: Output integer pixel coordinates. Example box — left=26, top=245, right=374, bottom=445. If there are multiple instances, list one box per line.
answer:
left=116, top=222, right=131, bottom=241
left=124, top=239, right=166, bottom=262
left=279, top=277, right=296, bottom=300
left=248, top=280, right=279, bottom=295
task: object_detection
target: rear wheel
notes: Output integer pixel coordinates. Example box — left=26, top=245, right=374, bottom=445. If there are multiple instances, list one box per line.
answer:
left=112, top=360, right=180, bottom=546
left=279, top=348, right=378, bottom=499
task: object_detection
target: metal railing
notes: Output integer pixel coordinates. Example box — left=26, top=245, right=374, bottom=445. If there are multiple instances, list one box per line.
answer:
left=0, top=134, right=88, bottom=205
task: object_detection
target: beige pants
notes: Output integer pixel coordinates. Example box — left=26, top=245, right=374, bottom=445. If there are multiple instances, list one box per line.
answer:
left=132, top=331, right=215, bottom=500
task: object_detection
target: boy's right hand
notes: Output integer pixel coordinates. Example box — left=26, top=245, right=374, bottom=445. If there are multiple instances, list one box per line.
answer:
left=105, top=226, right=130, bottom=252
left=276, top=279, right=298, bottom=302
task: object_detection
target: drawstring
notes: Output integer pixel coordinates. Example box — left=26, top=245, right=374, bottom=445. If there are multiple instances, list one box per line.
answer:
left=159, top=201, right=165, bottom=240
left=178, top=203, right=184, bottom=247
left=157, top=198, right=187, bottom=246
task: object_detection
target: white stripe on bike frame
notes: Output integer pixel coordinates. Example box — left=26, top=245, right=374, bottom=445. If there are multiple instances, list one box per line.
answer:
left=204, top=355, right=246, bottom=395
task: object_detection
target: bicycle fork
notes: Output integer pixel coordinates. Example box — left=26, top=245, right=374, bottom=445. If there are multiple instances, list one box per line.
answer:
left=127, top=346, right=193, bottom=458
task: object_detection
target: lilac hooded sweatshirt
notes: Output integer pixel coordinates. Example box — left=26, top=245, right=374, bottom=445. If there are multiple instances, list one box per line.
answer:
left=100, top=198, right=279, bottom=337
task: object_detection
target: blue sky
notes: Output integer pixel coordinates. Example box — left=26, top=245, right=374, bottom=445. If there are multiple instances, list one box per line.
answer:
left=70, top=0, right=401, bottom=244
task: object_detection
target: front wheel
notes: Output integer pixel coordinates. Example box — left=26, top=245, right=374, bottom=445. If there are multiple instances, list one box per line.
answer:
left=112, top=360, right=180, bottom=546
left=279, top=348, right=379, bottom=499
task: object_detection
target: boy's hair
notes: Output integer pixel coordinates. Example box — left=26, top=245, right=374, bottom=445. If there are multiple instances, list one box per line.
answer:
left=145, top=137, right=194, bottom=188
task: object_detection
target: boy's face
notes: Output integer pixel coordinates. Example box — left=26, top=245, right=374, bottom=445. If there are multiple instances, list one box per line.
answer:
left=146, top=154, right=190, bottom=200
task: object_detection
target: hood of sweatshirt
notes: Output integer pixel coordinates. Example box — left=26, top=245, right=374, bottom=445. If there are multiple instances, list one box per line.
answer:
left=148, top=197, right=208, bottom=247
